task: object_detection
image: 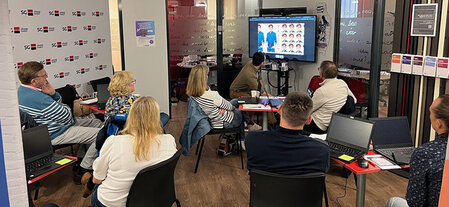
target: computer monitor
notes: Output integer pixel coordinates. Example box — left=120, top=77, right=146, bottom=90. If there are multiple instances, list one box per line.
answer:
left=22, top=125, right=53, bottom=164
left=370, top=117, right=413, bottom=148
left=248, top=16, right=317, bottom=62
left=326, top=113, right=374, bottom=151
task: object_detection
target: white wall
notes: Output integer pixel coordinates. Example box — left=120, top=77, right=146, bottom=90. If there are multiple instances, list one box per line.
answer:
left=122, top=0, right=170, bottom=114
left=0, top=0, right=28, bottom=206
left=262, top=0, right=335, bottom=93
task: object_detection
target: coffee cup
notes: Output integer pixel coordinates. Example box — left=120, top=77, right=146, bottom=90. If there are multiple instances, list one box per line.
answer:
left=251, top=90, right=260, bottom=98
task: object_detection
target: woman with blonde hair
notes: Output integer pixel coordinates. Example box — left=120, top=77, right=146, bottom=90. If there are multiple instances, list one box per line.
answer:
left=186, top=64, right=244, bottom=139
left=105, top=71, right=169, bottom=125
left=91, top=96, right=177, bottom=207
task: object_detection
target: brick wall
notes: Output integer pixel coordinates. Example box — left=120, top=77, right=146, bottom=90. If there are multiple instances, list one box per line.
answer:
left=0, top=0, right=29, bottom=206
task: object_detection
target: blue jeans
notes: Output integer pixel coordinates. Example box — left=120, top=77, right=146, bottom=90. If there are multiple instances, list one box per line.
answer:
left=160, top=112, right=169, bottom=126
left=224, top=99, right=245, bottom=141
left=91, top=185, right=106, bottom=207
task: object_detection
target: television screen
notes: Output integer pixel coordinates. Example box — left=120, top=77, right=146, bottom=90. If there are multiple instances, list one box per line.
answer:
left=248, top=16, right=317, bottom=62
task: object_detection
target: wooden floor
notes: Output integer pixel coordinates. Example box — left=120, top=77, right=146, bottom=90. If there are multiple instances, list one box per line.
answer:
left=31, top=101, right=408, bottom=207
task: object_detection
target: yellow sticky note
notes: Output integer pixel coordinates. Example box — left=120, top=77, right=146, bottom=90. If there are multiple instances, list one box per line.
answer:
left=338, top=154, right=354, bottom=162
left=56, top=158, right=72, bottom=165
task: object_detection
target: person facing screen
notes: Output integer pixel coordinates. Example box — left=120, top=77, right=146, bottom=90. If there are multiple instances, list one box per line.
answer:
left=91, top=96, right=177, bottom=207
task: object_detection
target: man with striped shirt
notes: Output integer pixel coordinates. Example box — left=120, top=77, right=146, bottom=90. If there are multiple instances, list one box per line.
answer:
left=17, top=61, right=102, bottom=179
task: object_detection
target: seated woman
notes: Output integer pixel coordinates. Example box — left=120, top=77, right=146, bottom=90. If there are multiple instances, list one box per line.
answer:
left=91, top=96, right=177, bottom=207
left=186, top=65, right=244, bottom=139
left=106, top=71, right=169, bottom=126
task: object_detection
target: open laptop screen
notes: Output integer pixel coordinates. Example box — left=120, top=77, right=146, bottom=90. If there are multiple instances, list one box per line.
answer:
left=22, top=125, right=53, bottom=164
left=327, top=114, right=373, bottom=150
left=370, top=117, right=413, bottom=147
left=97, top=84, right=110, bottom=104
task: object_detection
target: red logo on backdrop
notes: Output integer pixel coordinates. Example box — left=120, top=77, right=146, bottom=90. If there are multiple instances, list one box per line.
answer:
left=37, top=26, right=55, bottom=33
left=72, top=10, right=86, bottom=16
left=62, top=25, right=77, bottom=32
left=51, top=41, right=68, bottom=48
left=76, top=68, right=90, bottom=74
left=72, top=84, right=81, bottom=89
left=39, top=58, right=57, bottom=65
left=12, top=27, right=28, bottom=34
left=85, top=52, right=98, bottom=59
left=49, top=10, right=65, bottom=16
left=95, top=65, right=107, bottom=71
left=65, top=55, right=80, bottom=62
left=15, top=62, right=24, bottom=69
left=74, top=40, right=88, bottom=46
left=83, top=25, right=96, bottom=31
left=92, top=11, right=104, bottom=16
left=24, top=43, right=43, bottom=50
left=94, top=38, right=106, bottom=44
left=53, top=72, right=70, bottom=79
left=21, top=9, right=40, bottom=16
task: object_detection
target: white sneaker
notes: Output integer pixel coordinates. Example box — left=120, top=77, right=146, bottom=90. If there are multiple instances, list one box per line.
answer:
left=248, top=123, right=262, bottom=131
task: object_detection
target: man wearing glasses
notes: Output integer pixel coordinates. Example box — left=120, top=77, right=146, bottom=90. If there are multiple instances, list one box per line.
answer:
left=17, top=61, right=102, bottom=182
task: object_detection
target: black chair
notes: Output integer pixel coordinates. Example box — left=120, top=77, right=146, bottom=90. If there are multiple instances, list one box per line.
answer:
left=126, top=149, right=183, bottom=207
left=89, top=77, right=111, bottom=92
left=55, top=84, right=79, bottom=115
left=194, top=127, right=244, bottom=173
left=249, top=170, right=328, bottom=207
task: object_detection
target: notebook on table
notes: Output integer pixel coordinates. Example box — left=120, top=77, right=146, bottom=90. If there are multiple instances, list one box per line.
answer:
left=22, top=125, right=76, bottom=179
left=96, top=84, right=110, bottom=110
left=326, top=113, right=374, bottom=163
left=370, top=117, right=415, bottom=165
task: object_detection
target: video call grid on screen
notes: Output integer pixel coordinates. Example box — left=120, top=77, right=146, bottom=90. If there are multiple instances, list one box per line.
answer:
left=249, top=16, right=316, bottom=62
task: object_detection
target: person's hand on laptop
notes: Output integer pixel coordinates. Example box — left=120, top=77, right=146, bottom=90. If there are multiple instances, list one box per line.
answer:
left=42, top=80, right=56, bottom=95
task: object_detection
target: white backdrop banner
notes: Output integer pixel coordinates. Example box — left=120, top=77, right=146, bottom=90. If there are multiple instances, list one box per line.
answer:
left=8, top=0, right=113, bottom=96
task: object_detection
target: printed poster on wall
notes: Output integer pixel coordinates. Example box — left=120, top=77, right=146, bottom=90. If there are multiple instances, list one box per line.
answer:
left=8, top=0, right=114, bottom=95
left=136, top=21, right=155, bottom=47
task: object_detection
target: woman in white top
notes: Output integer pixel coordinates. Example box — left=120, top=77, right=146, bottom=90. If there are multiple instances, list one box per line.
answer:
left=186, top=65, right=244, bottom=137
left=91, top=96, right=177, bottom=207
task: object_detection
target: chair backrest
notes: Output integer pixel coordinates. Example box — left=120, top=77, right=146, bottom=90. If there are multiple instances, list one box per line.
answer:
left=96, top=114, right=127, bottom=151
left=307, top=75, right=323, bottom=96
left=89, top=77, right=111, bottom=92
left=126, top=149, right=183, bottom=207
left=55, top=84, right=79, bottom=114
left=341, top=77, right=367, bottom=104
left=250, top=170, right=325, bottom=207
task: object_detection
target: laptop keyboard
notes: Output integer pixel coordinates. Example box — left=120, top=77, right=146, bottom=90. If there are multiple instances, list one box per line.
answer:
left=26, top=156, right=61, bottom=176
left=328, top=142, right=361, bottom=157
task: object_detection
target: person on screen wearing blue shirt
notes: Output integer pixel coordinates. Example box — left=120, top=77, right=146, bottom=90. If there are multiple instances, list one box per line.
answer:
left=296, top=34, right=303, bottom=43
left=266, top=24, right=277, bottom=52
left=288, top=44, right=295, bottom=53
left=289, top=24, right=295, bottom=33
left=296, top=23, right=302, bottom=31
left=288, top=34, right=295, bottom=43
left=257, top=25, right=264, bottom=52
left=282, top=24, right=288, bottom=33
left=296, top=44, right=302, bottom=53
left=281, top=43, right=288, bottom=53
left=281, top=33, right=288, bottom=43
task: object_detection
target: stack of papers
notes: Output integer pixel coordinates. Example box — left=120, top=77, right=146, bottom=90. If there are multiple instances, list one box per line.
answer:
left=364, top=155, right=401, bottom=170
left=242, top=104, right=271, bottom=110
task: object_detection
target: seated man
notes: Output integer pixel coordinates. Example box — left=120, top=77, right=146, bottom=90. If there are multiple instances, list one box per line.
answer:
left=245, top=92, right=329, bottom=175
left=386, top=94, right=449, bottom=207
left=304, top=61, right=356, bottom=134
left=17, top=61, right=102, bottom=178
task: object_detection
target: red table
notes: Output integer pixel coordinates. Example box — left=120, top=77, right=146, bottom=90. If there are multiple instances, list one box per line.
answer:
left=332, top=151, right=408, bottom=207
left=81, top=104, right=105, bottom=114
left=28, top=155, right=77, bottom=201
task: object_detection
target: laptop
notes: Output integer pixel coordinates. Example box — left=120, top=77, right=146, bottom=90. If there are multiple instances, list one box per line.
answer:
left=326, top=113, right=374, bottom=163
left=370, top=117, right=415, bottom=165
left=22, top=125, right=76, bottom=179
left=96, top=84, right=110, bottom=110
